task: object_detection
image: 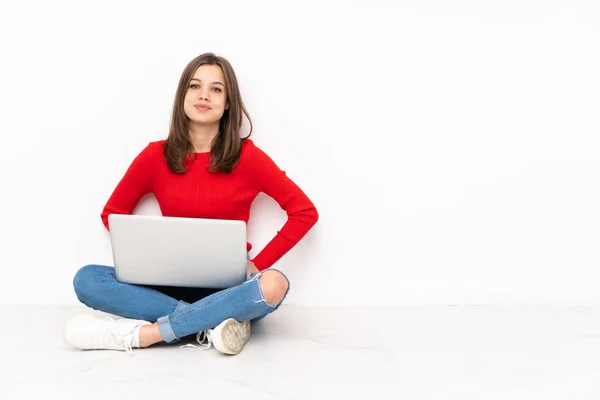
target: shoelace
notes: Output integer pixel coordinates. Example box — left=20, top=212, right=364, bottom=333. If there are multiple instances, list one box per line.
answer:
left=98, top=317, right=136, bottom=355
left=122, top=333, right=135, bottom=355
left=179, top=329, right=213, bottom=350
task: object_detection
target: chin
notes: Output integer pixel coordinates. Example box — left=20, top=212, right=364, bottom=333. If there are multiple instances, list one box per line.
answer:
left=189, top=116, right=221, bottom=125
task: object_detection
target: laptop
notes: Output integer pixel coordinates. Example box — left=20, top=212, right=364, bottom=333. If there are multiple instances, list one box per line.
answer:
left=108, top=214, right=248, bottom=289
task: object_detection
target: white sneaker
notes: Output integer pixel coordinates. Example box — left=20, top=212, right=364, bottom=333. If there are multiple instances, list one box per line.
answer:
left=62, top=314, right=151, bottom=355
left=194, top=318, right=251, bottom=355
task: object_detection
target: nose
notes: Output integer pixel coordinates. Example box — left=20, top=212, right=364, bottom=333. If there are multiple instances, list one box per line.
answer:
left=198, top=88, right=210, bottom=101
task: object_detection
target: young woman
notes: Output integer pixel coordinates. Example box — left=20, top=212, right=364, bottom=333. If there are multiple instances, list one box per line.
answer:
left=62, top=53, right=318, bottom=355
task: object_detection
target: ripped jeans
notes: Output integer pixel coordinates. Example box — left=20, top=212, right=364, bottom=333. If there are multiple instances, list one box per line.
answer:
left=72, top=265, right=289, bottom=343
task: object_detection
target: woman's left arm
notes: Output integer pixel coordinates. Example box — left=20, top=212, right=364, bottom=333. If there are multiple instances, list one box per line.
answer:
left=248, top=144, right=319, bottom=271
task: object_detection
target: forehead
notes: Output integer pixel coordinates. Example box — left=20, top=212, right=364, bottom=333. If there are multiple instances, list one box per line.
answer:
left=192, top=64, right=225, bottom=82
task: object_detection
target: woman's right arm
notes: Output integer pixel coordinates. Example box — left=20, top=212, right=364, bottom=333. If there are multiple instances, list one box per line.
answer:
left=100, top=142, right=156, bottom=231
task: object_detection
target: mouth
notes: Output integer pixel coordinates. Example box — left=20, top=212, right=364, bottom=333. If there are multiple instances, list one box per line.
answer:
left=194, top=104, right=211, bottom=111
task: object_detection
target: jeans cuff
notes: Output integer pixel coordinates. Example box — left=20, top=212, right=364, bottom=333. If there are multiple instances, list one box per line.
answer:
left=157, top=315, right=179, bottom=343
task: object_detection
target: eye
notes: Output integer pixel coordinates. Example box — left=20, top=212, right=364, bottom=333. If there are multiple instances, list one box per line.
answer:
left=212, top=87, right=222, bottom=92
left=190, top=84, right=200, bottom=89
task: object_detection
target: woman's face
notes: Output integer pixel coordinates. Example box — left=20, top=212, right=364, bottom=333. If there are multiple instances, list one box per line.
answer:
left=184, top=64, right=229, bottom=127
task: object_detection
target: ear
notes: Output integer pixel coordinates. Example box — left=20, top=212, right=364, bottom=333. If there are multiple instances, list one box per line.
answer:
left=225, top=102, right=230, bottom=110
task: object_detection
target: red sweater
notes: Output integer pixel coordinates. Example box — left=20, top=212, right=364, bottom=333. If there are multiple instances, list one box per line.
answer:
left=101, top=139, right=318, bottom=270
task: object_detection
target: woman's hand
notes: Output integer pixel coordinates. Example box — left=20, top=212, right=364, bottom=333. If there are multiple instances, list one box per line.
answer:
left=247, top=260, right=259, bottom=278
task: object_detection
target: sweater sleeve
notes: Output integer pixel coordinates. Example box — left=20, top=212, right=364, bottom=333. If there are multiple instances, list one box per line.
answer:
left=247, top=143, right=319, bottom=270
left=100, top=143, right=156, bottom=230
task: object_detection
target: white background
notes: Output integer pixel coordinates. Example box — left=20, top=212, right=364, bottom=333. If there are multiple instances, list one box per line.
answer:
left=0, top=0, right=598, bottom=306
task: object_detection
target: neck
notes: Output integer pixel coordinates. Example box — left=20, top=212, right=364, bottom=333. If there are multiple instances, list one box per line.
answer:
left=189, top=122, right=219, bottom=152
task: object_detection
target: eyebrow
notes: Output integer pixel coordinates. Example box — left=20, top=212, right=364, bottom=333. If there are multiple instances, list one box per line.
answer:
left=190, top=78, right=224, bottom=86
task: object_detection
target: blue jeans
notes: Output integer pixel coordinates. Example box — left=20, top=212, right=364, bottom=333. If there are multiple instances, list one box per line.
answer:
left=72, top=265, right=289, bottom=343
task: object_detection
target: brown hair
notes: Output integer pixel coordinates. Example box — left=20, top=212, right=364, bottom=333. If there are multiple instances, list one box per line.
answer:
left=164, top=53, right=253, bottom=173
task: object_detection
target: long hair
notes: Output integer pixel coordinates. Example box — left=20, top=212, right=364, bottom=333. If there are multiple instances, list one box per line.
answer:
left=164, top=53, right=253, bottom=173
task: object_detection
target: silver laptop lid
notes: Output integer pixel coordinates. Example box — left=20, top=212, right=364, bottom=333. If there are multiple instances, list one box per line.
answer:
left=108, top=214, right=247, bottom=289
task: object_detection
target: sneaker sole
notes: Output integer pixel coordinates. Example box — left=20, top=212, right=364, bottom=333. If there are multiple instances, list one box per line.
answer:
left=212, top=319, right=251, bottom=355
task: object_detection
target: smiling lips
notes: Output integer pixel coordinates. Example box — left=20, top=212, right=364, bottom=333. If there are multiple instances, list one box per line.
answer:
left=194, top=104, right=211, bottom=111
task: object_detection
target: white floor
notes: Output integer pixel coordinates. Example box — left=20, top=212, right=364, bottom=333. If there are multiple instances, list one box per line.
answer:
left=2, top=305, right=600, bottom=399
